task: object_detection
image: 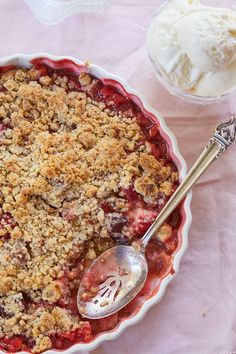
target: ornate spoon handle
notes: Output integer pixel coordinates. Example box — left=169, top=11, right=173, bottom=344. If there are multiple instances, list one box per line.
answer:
left=141, top=117, right=236, bottom=248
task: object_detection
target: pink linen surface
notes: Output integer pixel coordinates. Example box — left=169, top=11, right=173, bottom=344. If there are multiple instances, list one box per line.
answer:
left=0, top=1, right=236, bottom=353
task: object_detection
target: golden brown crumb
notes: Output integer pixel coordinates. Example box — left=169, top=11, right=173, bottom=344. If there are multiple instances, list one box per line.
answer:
left=42, top=281, right=62, bottom=303
left=52, top=307, right=76, bottom=331
left=39, top=76, right=52, bottom=86
left=32, top=336, right=52, bottom=353
left=159, top=181, right=173, bottom=196
left=156, top=224, right=172, bottom=242
left=134, top=176, right=159, bottom=197
left=139, top=153, right=161, bottom=173
left=0, top=67, right=178, bottom=352
left=79, top=72, right=92, bottom=86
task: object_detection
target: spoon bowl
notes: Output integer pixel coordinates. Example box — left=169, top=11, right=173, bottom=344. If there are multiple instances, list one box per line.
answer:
left=77, top=245, right=148, bottom=319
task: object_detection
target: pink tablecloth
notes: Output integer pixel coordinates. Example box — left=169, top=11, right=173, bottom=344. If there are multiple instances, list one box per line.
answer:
left=1, top=1, right=236, bottom=353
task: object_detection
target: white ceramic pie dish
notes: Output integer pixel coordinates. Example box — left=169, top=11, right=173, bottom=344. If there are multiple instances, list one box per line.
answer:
left=0, top=53, right=192, bottom=354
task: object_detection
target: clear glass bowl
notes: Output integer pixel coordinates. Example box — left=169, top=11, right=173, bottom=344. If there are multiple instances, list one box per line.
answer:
left=25, top=0, right=112, bottom=25
left=147, top=0, right=236, bottom=105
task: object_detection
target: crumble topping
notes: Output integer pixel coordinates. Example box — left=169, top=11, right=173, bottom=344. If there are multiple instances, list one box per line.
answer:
left=0, top=66, right=178, bottom=353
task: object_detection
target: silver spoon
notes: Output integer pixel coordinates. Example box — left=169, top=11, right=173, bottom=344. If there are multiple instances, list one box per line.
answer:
left=77, top=117, right=236, bottom=319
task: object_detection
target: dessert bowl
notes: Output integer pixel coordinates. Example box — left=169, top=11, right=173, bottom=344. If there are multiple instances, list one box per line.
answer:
left=147, top=0, right=236, bottom=104
left=0, top=53, right=192, bottom=354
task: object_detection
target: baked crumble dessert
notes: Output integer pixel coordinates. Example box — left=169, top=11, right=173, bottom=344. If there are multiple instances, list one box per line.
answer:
left=0, top=60, right=181, bottom=353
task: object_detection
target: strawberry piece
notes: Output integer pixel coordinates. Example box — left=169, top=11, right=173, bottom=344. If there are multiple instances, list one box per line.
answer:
left=129, top=207, right=158, bottom=237
left=122, top=186, right=140, bottom=203
left=76, top=322, right=93, bottom=342
left=136, top=112, right=151, bottom=127
left=100, top=201, right=114, bottom=214
left=146, top=239, right=173, bottom=276
left=99, top=85, right=115, bottom=98
left=100, top=86, right=126, bottom=107
left=98, top=312, right=119, bottom=331
left=149, top=143, right=161, bottom=160
left=159, top=142, right=168, bottom=158
left=117, top=101, right=134, bottom=116
left=148, top=125, right=159, bottom=139
left=58, top=331, right=76, bottom=342
left=92, top=313, right=119, bottom=333
left=51, top=322, right=92, bottom=349
left=0, top=336, right=23, bottom=352
left=153, top=253, right=172, bottom=277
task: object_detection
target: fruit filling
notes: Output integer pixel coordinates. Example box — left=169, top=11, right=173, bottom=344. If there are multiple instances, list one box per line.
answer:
left=0, top=60, right=181, bottom=353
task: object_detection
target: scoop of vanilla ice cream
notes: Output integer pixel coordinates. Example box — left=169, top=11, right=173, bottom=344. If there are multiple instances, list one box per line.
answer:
left=175, top=9, right=236, bottom=72
left=147, top=0, right=203, bottom=90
